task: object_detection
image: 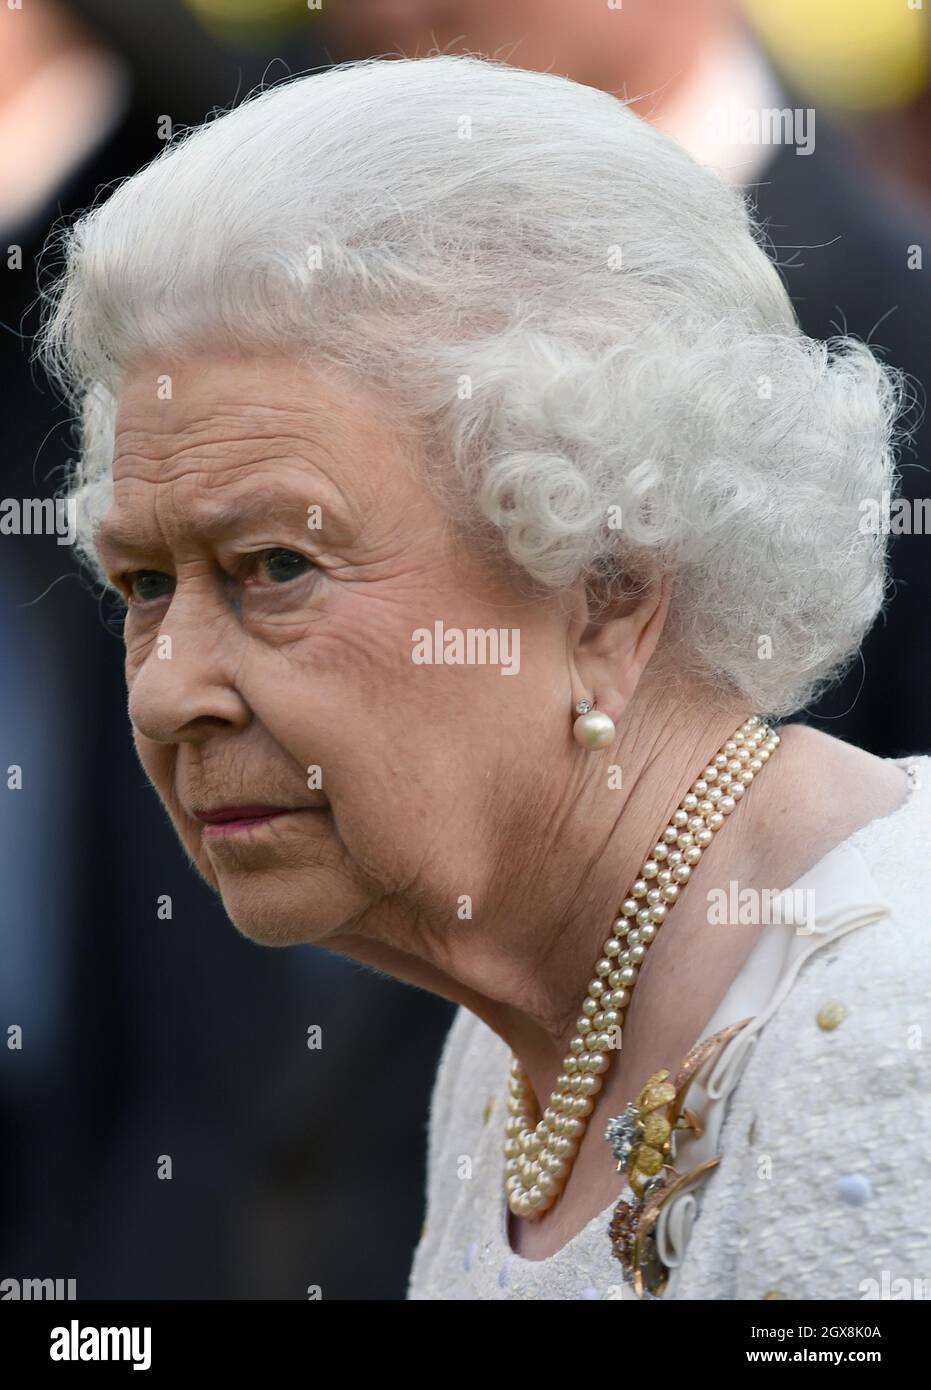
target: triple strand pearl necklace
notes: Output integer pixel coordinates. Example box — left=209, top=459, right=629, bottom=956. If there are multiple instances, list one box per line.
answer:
left=505, top=715, right=780, bottom=1219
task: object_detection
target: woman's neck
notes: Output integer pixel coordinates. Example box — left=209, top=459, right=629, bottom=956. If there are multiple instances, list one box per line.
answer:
left=474, top=676, right=763, bottom=1068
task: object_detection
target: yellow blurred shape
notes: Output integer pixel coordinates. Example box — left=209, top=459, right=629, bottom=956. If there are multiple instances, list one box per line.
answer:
left=183, top=0, right=313, bottom=43
left=741, top=0, right=930, bottom=109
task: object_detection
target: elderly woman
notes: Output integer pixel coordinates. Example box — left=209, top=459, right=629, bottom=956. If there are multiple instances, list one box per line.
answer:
left=40, top=55, right=930, bottom=1302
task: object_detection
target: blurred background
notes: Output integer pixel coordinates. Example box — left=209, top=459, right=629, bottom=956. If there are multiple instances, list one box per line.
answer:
left=1, top=0, right=929, bottom=1299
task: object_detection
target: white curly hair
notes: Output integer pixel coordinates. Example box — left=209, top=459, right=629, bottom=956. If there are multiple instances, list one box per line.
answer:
left=37, top=54, right=907, bottom=716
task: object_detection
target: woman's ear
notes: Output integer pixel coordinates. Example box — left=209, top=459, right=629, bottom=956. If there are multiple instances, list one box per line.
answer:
left=570, top=570, right=673, bottom=722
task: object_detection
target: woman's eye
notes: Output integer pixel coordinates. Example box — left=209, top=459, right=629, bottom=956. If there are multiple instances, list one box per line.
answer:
left=126, top=570, right=174, bottom=603
left=120, top=552, right=312, bottom=604
left=254, top=548, right=313, bottom=584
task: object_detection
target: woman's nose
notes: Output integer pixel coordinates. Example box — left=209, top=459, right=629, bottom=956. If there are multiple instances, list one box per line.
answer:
left=127, top=606, right=250, bottom=745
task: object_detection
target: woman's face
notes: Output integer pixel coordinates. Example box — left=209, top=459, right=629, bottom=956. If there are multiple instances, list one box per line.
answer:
left=102, top=354, right=572, bottom=948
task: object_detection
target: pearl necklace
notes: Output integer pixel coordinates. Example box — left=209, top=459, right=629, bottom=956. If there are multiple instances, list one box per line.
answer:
left=505, top=715, right=780, bottom=1219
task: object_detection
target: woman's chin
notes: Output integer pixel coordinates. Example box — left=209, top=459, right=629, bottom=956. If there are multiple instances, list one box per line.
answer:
left=215, top=876, right=364, bottom=949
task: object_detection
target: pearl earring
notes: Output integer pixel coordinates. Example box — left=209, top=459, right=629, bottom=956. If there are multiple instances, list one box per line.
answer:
left=572, top=698, right=616, bottom=750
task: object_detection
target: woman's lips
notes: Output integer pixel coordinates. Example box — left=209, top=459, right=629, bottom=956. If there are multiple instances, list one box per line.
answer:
left=194, top=805, right=303, bottom=837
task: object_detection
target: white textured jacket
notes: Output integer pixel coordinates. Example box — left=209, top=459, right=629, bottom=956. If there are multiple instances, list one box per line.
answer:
left=408, top=756, right=931, bottom=1300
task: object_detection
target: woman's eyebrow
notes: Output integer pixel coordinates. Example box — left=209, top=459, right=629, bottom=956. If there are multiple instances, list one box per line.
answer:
left=96, top=490, right=347, bottom=555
